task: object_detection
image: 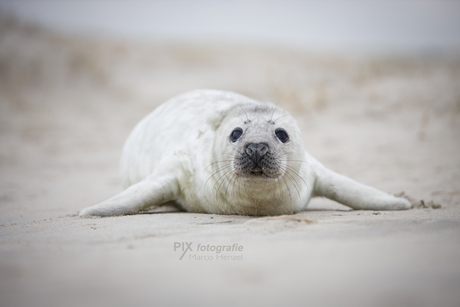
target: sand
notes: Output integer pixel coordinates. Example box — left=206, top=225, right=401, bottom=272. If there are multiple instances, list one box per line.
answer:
left=1, top=14, right=460, bottom=307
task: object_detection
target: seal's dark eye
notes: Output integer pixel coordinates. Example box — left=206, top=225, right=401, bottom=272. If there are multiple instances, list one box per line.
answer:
left=230, top=127, right=243, bottom=142
left=275, top=128, right=289, bottom=143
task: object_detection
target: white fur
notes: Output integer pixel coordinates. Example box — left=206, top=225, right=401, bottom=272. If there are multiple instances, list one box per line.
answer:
left=79, top=89, right=411, bottom=217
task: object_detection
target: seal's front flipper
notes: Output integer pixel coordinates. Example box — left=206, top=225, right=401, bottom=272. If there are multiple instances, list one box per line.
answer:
left=313, top=164, right=411, bottom=210
left=79, top=169, right=179, bottom=217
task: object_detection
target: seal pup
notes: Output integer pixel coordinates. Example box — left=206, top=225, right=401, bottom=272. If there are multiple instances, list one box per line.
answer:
left=79, top=89, right=411, bottom=216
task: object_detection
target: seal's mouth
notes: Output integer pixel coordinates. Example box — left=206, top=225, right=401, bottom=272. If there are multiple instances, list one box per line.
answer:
left=250, top=166, right=264, bottom=176
left=234, top=149, right=281, bottom=179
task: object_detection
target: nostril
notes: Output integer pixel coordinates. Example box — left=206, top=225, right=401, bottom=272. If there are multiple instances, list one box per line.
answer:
left=259, top=145, right=268, bottom=156
left=245, top=143, right=269, bottom=164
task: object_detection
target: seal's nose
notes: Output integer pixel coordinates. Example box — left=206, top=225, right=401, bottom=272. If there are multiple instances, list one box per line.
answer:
left=245, top=143, right=268, bottom=164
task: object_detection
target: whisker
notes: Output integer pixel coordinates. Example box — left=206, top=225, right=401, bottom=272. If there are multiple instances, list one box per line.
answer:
left=223, top=172, right=237, bottom=202
left=280, top=159, right=309, bottom=164
left=237, top=104, right=250, bottom=122
left=283, top=165, right=309, bottom=190
left=230, top=173, right=239, bottom=205
left=273, top=114, right=291, bottom=122
left=230, top=115, right=246, bottom=121
left=212, top=168, right=233, bottom=195
left=269, top=98, right=282, bottom=122
left=282, top=176, right=292, bottom=203
left=205, top=160, right=234, bottom=170
left=215, top=168, right=234, bottom=200
left=204, top=168, right=231, bottom=196
left=283, top=169, right=301, bottom=198
left=205, top=164, right=232, bottom=187
left=223, top=172, right=234, bottom=200
left=276, top=176, right=281, bottom=200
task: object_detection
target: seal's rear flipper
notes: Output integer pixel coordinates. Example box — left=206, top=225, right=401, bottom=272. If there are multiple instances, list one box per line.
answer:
left=79, top=169, right=179, bottom=217
left=313, top=164, right=411, bottom=210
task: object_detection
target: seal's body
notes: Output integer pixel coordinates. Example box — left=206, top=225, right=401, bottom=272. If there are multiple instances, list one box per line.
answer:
left=80, top=90, right=410, bottom=217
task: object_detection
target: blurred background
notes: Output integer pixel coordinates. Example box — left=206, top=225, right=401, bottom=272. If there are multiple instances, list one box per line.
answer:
left=1, top=0, right=460, bottom=52
left=0, top=0, right=458, bottom=176
left=0, top=0, right=460, bottom=53
left=1, top=1, right=460, bottom=307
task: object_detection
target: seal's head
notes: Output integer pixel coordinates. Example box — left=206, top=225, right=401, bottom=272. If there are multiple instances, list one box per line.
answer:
left=227, top=104, right=303, bottom=179
left=211, top=102, right=306, bottom=214
left=230, top=121, right=287, bottom=179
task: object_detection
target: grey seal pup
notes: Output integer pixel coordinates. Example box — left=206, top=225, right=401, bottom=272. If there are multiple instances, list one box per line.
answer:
left=79, top=89, right=411, bottom=216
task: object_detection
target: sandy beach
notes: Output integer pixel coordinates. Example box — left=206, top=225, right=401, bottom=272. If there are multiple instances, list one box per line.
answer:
left=1, top=14, right=460, bottom=306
